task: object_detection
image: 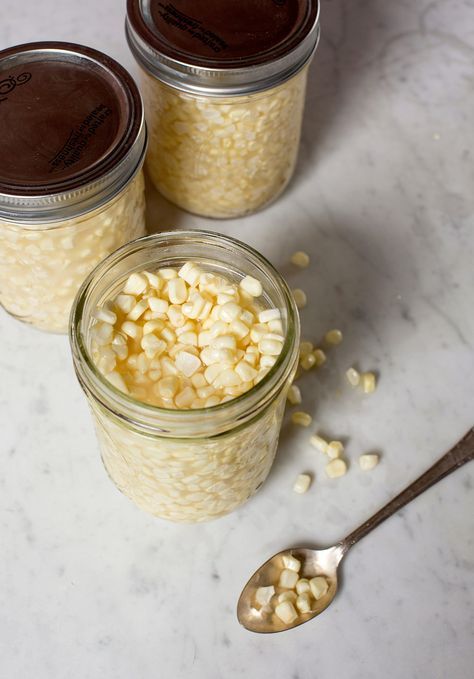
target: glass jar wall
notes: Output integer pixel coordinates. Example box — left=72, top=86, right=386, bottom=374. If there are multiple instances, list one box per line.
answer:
left=69, top=231, right=300, bottom=522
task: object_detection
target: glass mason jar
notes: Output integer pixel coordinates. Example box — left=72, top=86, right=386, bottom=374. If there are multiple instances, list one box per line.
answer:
left=0, top=42, right=148, bottom=333
left=126, top=0, right=320, bottom=219
left=69, top=231, right=300, bottom=523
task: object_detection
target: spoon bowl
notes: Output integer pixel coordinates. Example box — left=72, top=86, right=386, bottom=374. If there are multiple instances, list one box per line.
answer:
left=237, top=545, right=345, bottom=633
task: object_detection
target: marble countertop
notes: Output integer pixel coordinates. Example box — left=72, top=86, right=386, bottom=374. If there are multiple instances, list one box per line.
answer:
left=1, top=1, right=473, bottom=677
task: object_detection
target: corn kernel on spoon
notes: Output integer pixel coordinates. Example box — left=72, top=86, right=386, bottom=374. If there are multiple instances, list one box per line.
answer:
left=237, top=427, right=474, bottom=633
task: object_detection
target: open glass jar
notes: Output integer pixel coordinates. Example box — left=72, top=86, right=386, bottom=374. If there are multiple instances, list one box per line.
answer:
left=0, top=42, right=147, bottom=333
left=126, top=0, right=320, bottom=218
left=69, top=231, right=300, bottom=523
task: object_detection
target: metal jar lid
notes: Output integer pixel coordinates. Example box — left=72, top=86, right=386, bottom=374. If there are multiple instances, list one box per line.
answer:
left=126, top=0, right=320, bottom=96
left=0, top=42, right=147, bottom=224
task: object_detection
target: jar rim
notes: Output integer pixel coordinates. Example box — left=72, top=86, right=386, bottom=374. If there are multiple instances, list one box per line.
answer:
left=125, top=1, right=320, bottom=97
left=0, top=42, right=147, bottom=224
left=69, top=230, right=300, bottom=438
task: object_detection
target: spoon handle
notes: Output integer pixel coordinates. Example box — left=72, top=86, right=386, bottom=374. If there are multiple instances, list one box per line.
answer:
left=341, top=427, right=474, bottom=551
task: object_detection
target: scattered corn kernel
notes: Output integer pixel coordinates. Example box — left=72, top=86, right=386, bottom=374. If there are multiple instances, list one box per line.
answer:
left=325, top=329, right=343, bottom=345
left=359, top=453, right=380, bottom=471
left=300, top=353, right=316, bottom=370
left=309, top=576, right=329, bottom=600
left=299, top=341, right=313, bottom=356
left=275, top=601, right=298, bottom=625
left=287, top=384, right=302, bottom=405
left=361, top=372, right=377, bottom=394
left=325, top=458, right=348, bottom=478
left=313, top=349, right=326, bottom=367
left=290, top=251, right=310, bottom=268
left=255, top=586, right=275, bottom=607
left=327, top=440, right=344, bottom=459
left=346, top=367, right=360, bottom=387
left=292, top=288, right=307, bottom=309
left=291, top=411, right=312, bottom=427
left=293, top=473, right=312, bottom=494
left=309, top=434, right=328, bottom=454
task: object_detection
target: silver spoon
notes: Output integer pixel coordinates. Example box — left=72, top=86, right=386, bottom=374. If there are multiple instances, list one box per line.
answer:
left=237, top=427, right=474, bottom=633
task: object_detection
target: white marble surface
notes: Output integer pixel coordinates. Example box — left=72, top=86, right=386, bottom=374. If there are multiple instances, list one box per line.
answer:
left=1, top=1, right=474, bottom=677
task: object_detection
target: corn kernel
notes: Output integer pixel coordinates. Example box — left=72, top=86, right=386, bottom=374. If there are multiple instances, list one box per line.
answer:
left=309, top=576, right=328, bottom=600
left=293, top=474, right=312, bottom=494
left=359, top=453, right=380, bottom=470
left=325, top=329, right=343, bottom=345
left=346, top=367, right=360, bottom=387
left=291, top=411, right=312, bottom=427
left=292, top=288, right=307, bottom=309
left=290, top=251, right=310, bottom=268
left=287, top=384, right=302, bottom=405
left=362, top=372, right=376, bottom=393
left=325, top=458, right=347, bottom=478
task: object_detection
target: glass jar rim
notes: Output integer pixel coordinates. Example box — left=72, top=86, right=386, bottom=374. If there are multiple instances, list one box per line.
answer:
left=125, top=1, right=320, bottom=97
left=69, top=230, right=300, bottom=438
left=0, top=42, right=147, bottom=225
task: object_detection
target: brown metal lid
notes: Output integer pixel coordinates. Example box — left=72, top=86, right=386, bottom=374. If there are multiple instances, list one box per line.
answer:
left=126, top=0, right=320, bottom=96
left=0, top=42, right=146, bottom=222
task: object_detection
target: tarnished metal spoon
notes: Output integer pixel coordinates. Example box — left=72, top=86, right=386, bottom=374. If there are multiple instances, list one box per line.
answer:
left=237, top=428, right=474, bottom=633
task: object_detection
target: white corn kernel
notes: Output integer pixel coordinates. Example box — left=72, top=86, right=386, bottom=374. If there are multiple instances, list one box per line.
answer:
left=191, top=372, right=207, bottom=389
left=258, top=308, right=280, bottom=323
left=346, top=367, right=360, bottom=387
left=143, top=270, right=161, bottom=289
left=167, top=278, right=188, bottom=304
left=291, top=411, right=312, bottom=427
left=123, top=272, right=148, bottom=296
left=178, top=262, right=201, bottom=286
left=325, top=329, right=343, bottom=345
left=259, top=338, right=283, bottom=356
left=293, top=473, right=312, bottom=494
left=115, top=294, right=136, bottom=314
left=255, top=586, right=275, bottom=608
left=235, top=360, right=257, bottom=382
left=290, top=251, right=310, bottom=268
left=175, top=386, right=196, bottom=408
left=158, top=268, right=177, bottom=280
left=292, top=289, right=307, bottom=309
left=362, top=372, right=376, bottom=393
left=141, top=334, right=167, bottom=359
left=278, top=569, right=299, bottom=589
left=309, top=576, right=329, bottom=600
left=287, top=385, right=302, bottom=405
left=300, top=353, right=316, bottom=370
left=143, top=319, right=165, bottom=335
left=128, top=300, right=149, bottom=321
left=359, top=453, right=380, bottom=470
left=275, top=601, right=298, bottom=625
left=313, top=349, right=326, bottom=367
left=240, top=275, right=263, bottom=297
left=148, top=297, right=169, bottom=314
left=155, top=376, right=179, bottom=399
left=121, top=321, right=141, bottom=340
left=282, top=555, right=301, bottom=572
left=277, top=591, right=297, bottom=604
left=93, top=307, right=117, bottom=325
left=296, top=578, right=311, bottom=595
left=299, top=341, right=313, bottom=356
left=310, top=434, right=329, bottom=454
left=327, top=440, right=344, bottom=459
left=219, top=302, right=241, bottom=322
left=296, top=593, right=312, bottom=614
left=106, top=371, right=129, bottom=394
left=204, top=395, right=221, bottom=407
left=325, top=458, right=347, bottom=478
left=175, top=351, right=201, bottom=377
